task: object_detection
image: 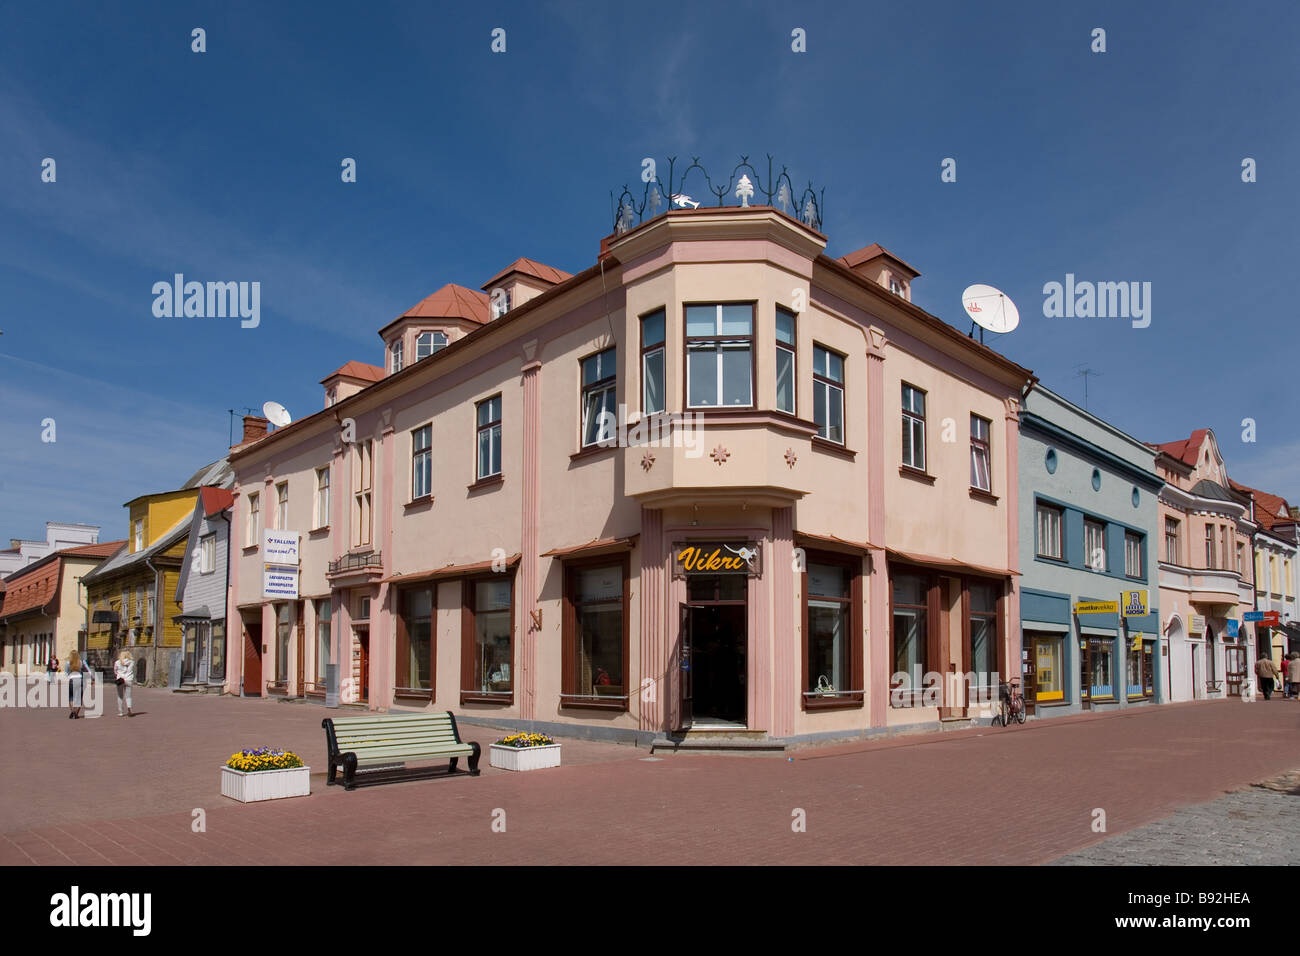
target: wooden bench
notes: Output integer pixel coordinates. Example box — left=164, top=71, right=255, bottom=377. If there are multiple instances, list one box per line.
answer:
left=322, top=712, right=480, bottom=790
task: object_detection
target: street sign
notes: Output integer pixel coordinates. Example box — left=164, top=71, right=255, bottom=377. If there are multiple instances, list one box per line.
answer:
left=1074, top=600, right=1118, bottom=615
left=1226, top=619, right=1239, bottom=638
left=1121, top=589, right=1149, bottom=618
left=1243, top=611, right=1265, bottom=622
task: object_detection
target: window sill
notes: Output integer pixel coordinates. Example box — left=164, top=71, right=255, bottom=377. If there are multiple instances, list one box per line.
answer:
left=404, top=495, right=434, bottom=511
left=803, top=693, right=865, bottom=711
left=811, top=436, right=856, bottom=461
left=569, top=443, right=617, bottom=464
left=899, top=465, right=936, bottom=485
left=393, top=688, right=434, bottom=701
left=1035, top=554, right=1068, bottom=566
left=242, top=545, right=259, bottom=554
left=460, top=691, right=513, bottom=705
left=969, top=487, right=998, bottom=504
left=309, top=526, right=330, bottom=536
left=559, top=694, right=628, bottom=712
left=467, top=475, right=503, bottom=492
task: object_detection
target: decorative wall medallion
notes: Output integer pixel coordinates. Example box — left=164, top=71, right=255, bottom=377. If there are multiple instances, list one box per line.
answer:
left=641, top=452, right=656, bottom=472
left=784, top=448, right=798, bottom=468
left=710, top=445, right=730, bottom=466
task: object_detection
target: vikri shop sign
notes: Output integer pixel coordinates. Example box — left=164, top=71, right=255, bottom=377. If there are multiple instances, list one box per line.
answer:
left=674, top=542, right=761, bottom=576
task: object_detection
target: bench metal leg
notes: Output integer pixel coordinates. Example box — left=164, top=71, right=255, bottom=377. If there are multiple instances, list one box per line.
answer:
left=468, top=742, right=481, bottom=776
left=342, top=753, right=358, bottom=791
left=327, top=758, right=337, bottom=786
left=447, top=757, right=458, bottom=774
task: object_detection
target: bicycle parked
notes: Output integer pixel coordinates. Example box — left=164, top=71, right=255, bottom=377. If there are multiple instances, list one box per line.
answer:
left=997, top=678, right=1026, bottom=726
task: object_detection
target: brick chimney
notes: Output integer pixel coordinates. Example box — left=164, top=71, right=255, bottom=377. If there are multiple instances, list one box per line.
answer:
left=242, top=415, right=270, bottom=444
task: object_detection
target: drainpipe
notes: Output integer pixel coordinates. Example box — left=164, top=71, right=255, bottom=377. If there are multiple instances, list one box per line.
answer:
left=74, top=574, right=87, bottom=659
left=145, top=554, right=161, bottom=687
left=220, top=510, right=232, bottom=691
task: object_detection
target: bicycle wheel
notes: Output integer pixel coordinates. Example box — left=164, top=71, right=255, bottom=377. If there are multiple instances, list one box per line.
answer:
left=1015, top=703, right=1026, bottom=724
left=998, top=704, right=1008, bottom=727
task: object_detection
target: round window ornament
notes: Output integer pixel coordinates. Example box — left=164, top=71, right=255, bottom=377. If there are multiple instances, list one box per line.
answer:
left=1045, top=449, right=1058, bottom=474
left=1131, top=487, right=1140, bottom=508
left=1091, top=468, right=1102, bottom=491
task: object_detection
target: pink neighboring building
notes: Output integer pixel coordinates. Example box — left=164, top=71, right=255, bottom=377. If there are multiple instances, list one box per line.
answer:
left=225, top=207, right=1034, bottom=746
left=1152, top=429, right=1257, bottom=701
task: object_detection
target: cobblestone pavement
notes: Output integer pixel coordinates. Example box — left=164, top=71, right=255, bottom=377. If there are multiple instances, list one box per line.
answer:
left=3, top=687, right=1300, bottom=865
left=1049, top=771, right=1300, bottom=865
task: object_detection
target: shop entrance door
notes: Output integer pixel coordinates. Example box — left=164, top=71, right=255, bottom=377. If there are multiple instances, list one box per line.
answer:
left=242, top=615, right=262, bottom=697
left=679, top=574, right=747, bottom=728
left=1225, top=644, right=1246, bottom=697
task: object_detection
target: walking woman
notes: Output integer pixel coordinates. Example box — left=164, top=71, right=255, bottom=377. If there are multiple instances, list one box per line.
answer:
left=66, top=651, right=90, bottom=719
left=114, top=650, right=135, bottom=717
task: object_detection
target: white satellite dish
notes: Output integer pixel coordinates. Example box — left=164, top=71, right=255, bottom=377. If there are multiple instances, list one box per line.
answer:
left=262, top=401, right=292, bottom=428
left=961, top=284, right=1020, bottom=342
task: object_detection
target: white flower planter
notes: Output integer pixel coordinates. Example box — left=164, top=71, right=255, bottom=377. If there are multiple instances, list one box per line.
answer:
left=489, top=743, right=561, bottom=772
left=220, top=765, right=311, bottom=803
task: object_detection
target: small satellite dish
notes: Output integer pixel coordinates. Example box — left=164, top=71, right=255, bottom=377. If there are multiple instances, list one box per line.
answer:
left=961, top=284, right=1020, bottom=342
left=262, top=401, right=292, bottom=428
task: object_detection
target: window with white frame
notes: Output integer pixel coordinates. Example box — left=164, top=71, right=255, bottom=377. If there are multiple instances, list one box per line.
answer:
left=580, top=348, right=617, bottom=447
left=412, top=424, right=432, bottom=499
left=389, top=338, right=404, bottom=373
left=685, top=303, right=753, bottom=408
left=1085, top=519, right=1107, bottom=571
left=476, top=396, right=502, bottom=480
left=133, top=518, right=143, bottom=552
left=970, top=414, right=992, bottom=491
left=275, top=482, right=289, bottom=530
left=1124, top=531, right=1142, bottom=578
left=416, top=330, right=447, bottom=360
left=246, top=492, right=260, bottom=547
left=314, top=466, right=330, bottom=529
left=200, top=533, right=215, bottom=574
left=1036, top=503, right=1063, bottom=560
left=776, top=307, right=796, bottom=415
left=352, top=440, right=373, bottom=547
left=1165, top=517, right=1179, bottom=564
left=640, top=310, right=665, bottom=415
left=812, top=344, right=844, bottom=444
left=901, top=383, right=926, bottom=471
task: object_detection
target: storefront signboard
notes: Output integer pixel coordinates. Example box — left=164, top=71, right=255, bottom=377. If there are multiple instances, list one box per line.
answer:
left=674, top=542, right=761, bottom=576
left=1189, top=614, right=1206, bottom=634
left=1120, top=589, right=1148, bottom=618
left=1073, top=600, right=1118, bottom=615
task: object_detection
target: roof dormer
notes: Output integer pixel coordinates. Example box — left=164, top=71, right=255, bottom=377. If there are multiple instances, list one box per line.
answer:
left=481, top=258, right=572, bottom=317
left=320, top=361, right=384, bottom=407
left=378, top=283, right=491, bottom=375
left=837, top=243, right=921, bottom=302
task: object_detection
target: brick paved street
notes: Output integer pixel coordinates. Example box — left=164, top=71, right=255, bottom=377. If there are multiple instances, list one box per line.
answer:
left=1050, top=771, right=1300, bottom=865
left=2, top=687, right=1298, bottom=865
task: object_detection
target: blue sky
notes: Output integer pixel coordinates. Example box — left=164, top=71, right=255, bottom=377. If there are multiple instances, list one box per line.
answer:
left=1, top=0, right=1297, bottom=542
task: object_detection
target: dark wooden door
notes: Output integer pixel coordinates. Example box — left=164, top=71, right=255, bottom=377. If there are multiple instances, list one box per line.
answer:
left=242, top=618, right=262, bottom=696
left=677, top=603, right=692, bottom=730
left=357, top=630, right=370, bottom=703
left=1225, top=644, right=1245, bottom=697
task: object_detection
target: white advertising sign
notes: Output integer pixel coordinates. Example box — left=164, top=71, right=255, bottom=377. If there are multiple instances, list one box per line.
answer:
left=264, top=565, right=300, bottom=600
left=263, top=530, right=301, bottom=566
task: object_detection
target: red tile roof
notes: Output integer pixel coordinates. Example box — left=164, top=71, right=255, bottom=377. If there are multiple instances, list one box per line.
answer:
left=200, top=487, right=235, bottom=517
left=837, top=243, right=921, bottom=278
left=321, top=361, right=385, bottom=385
left=1152, top=429, right=1208, bottom=467
left=0, top=560, right=61, bottom=620
left=482, top=258, right=573, bottom=290
left=61, top=540, right=126, bottom=560
left=398, top=284, right=491, bottom=324
left=1228, top=480, right=1294, bottom=531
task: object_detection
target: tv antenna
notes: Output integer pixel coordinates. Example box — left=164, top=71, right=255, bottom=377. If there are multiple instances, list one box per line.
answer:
left=1074, top=365, right=1102, bottom=410
left=961, top=285, right=1019, bottom=345
left=227, top=407, right=259, bottom=446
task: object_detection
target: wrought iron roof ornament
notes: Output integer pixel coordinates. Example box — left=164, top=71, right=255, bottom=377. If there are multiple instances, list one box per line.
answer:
left=610, top=155, right=824, bottom=235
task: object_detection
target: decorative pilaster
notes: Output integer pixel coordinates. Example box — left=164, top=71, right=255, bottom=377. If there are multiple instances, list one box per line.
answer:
left=1003, top=395, right=1022, bottom=686
left=638, top=507, right=665, bottom=732
left=865, top=327, right=889, bottom=727
left=520, top=345, right=542, bottom=720
left=771, top=507, right=795, bottom=737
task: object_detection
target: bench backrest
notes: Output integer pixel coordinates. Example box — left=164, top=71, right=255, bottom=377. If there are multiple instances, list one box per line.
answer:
left=329, top=712, right=462, bottom=752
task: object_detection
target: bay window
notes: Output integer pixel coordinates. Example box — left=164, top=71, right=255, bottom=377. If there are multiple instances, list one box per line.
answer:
left=685, top=303, right=753, bottom=408
left=812, top=345, right=844, bottom=444
left=641, top=309, right=665, bottom=415
left=776, top=307, right=796, bottom=415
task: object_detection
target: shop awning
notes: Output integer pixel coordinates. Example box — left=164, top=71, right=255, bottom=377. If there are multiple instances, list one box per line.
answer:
left=382, top=553, right=521, bottom=586
left=173, top=606, right=211, bottom=622
left=794, top=530, right=878, bottom=555
left=886, top=548, right=1019, bottom=578
left=541, top=535, right=638, bottom=559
